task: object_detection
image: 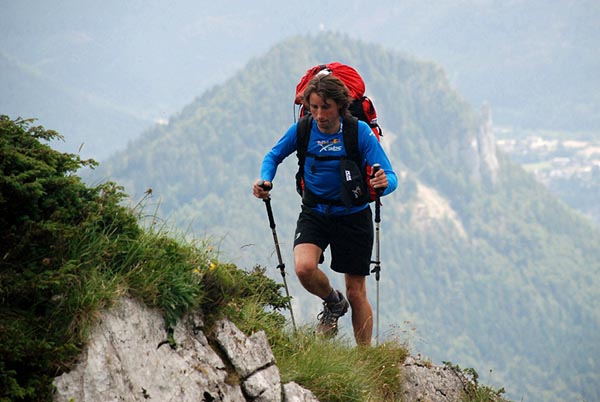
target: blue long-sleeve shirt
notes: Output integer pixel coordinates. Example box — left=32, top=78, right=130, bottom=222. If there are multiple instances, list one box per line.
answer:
left=261, top=118, right=397, bottom=215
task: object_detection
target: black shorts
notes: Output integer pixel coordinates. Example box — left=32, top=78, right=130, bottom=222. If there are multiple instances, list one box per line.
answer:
left=293, top=205, right=374, bottom=276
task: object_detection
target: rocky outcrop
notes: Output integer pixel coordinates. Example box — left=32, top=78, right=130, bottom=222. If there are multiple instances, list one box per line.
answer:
left=402, top=356, right=468, bottom=402
left=53, top=297, right=485, bottom=402
left=53, top=297, right=317, bottom=402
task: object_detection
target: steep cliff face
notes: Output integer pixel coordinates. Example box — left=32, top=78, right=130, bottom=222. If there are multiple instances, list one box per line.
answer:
left=449, top=102, right=499, bottom=188
left=477, top=102, right=500, bottom=188
left=52, top=298, right=478, bottom=402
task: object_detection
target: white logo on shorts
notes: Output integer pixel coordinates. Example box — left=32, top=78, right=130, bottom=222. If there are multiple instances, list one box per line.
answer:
left=295, top=232, right=301, bottom=240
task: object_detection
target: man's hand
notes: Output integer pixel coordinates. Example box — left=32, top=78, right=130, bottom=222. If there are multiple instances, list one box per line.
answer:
left=370, top=167, right=388, bottom=191
left=253, top=180, right=272, bottom=200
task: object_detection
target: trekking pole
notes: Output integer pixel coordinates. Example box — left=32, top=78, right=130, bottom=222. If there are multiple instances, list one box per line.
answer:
left=370, top=164, right=383, bottom=345
left=258, top=180, right=297, bottom=332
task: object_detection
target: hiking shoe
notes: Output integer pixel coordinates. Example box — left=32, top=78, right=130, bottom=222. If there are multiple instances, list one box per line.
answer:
left=316, top=290, right=349, bottom=337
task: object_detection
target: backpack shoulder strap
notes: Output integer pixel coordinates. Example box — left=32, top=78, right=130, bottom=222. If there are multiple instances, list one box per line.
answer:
left=342, top=116, right=361, bottom=165
left=296, top=115, right=312, bottom=164
left=295, top=115, right=312, bottom=196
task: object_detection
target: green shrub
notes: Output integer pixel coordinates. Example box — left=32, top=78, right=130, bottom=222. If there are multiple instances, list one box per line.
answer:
left=1, top=116, right=134, bottom=401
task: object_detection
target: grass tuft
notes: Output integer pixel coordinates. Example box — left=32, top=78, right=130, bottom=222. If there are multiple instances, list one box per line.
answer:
left=272, top=327, right=408, bottom=402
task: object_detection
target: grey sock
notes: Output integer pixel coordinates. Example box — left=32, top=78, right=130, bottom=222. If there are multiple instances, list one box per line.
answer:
left=324, top=289, right=340, bottom=304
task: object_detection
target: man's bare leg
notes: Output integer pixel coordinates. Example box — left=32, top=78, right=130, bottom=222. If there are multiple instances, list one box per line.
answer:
left=295, top=243, right=350, bottom=336
left=345, top=273, right=373, bottom=346
left=294, top=243, right=332, bottom=298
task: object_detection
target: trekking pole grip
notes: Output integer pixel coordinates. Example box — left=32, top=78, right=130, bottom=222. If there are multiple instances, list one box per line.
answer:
left=371, top=164, right=382, bottom=223
left=258, top=180, right=276, bottom=229
left=370, top=164, right=383, bottom=192
left=258, top=180, right=272, bottom=192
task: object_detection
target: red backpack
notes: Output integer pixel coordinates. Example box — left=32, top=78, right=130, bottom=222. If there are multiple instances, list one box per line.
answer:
left=294, top=62, right=382, bottom=139
left=294, top=63, right=383, bottom=206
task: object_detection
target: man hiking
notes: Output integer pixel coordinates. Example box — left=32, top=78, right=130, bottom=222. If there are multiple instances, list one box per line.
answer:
left=253, top=73, right=397, bottom=346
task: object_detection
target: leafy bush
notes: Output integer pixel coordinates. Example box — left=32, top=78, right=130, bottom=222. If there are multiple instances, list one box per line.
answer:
left=0, top=116, right=125, bottom=401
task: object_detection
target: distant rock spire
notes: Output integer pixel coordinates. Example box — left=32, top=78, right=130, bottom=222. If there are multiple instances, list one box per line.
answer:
left=478, top=102, right=499, bottom=188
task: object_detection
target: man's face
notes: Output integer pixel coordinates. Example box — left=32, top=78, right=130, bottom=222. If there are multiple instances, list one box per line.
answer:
left=308, top=92, right=341, bottom=134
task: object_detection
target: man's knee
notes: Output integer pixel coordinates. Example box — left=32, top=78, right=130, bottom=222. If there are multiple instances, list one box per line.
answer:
left=294, top=244, right=321, bottom=279
left=295, top=259, right=317, bottom=280
left=346, top=285, right=367, bottom=306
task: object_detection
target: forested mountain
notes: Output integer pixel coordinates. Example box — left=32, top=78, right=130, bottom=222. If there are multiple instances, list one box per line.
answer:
left=87, top=33, right=600, bottom=402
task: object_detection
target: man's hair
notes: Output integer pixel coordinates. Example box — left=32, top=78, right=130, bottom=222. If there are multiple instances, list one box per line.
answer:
left=302, top=73, right=351, bottom=118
